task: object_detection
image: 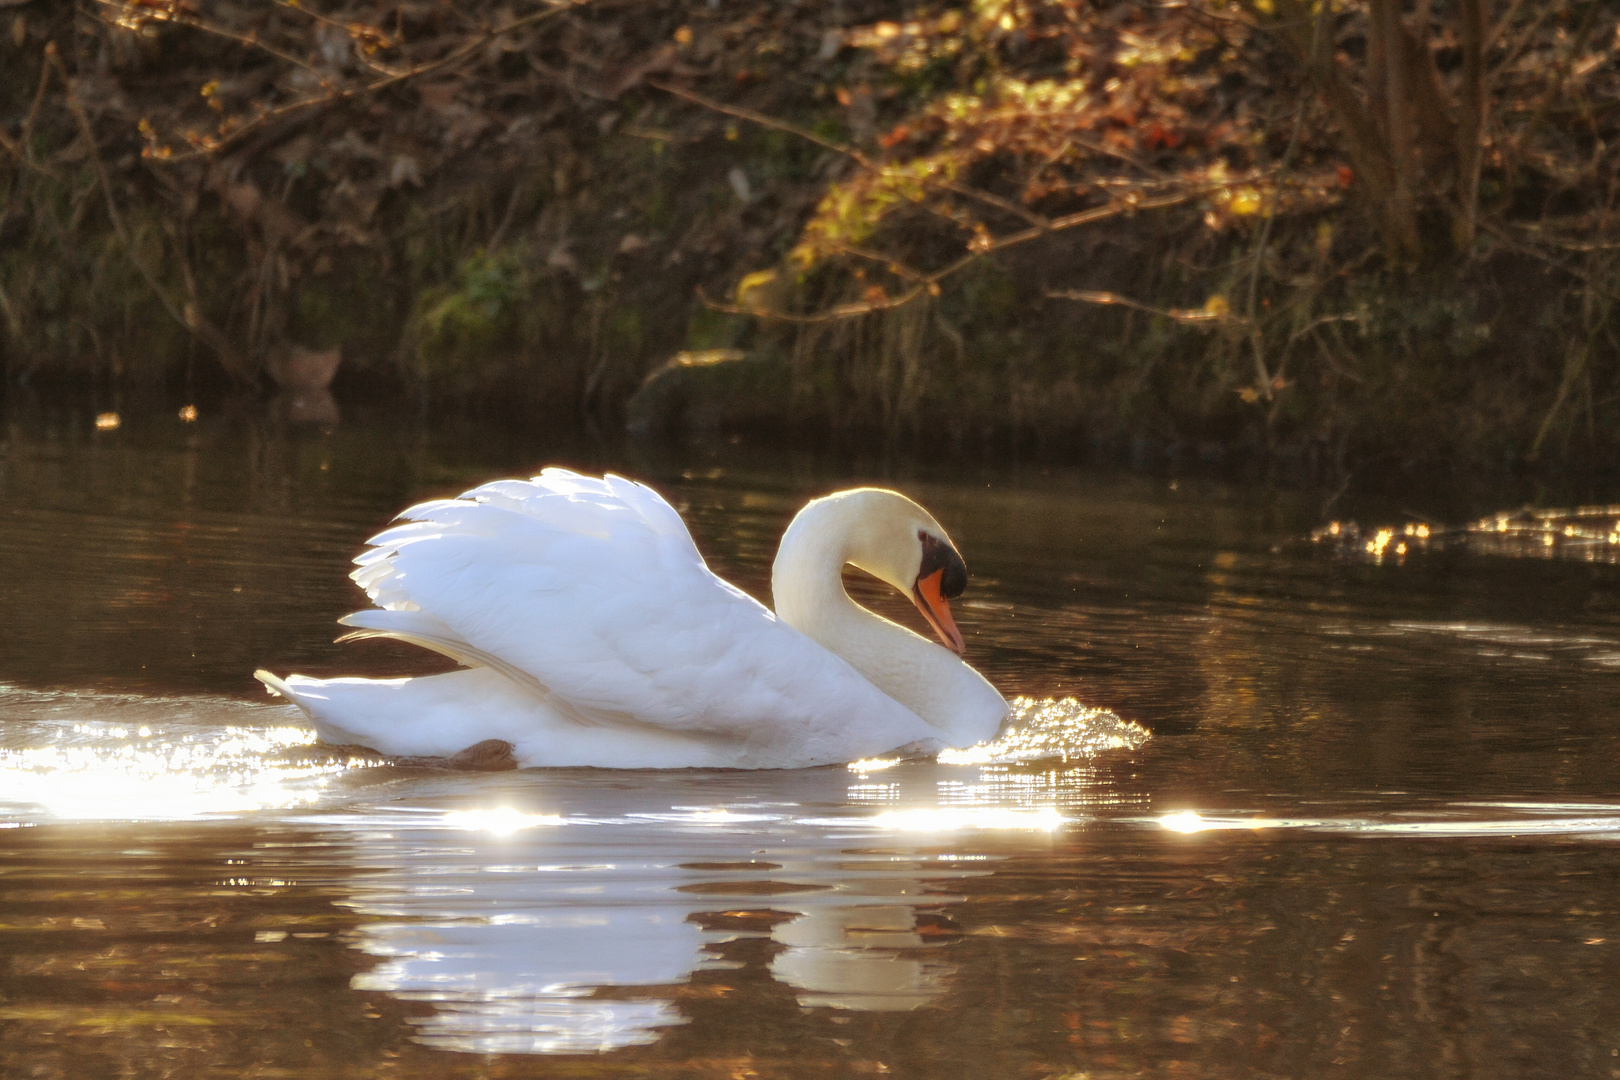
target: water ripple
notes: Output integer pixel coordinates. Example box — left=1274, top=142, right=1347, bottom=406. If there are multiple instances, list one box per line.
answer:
left=1154, top=804, right=1620, bottom=839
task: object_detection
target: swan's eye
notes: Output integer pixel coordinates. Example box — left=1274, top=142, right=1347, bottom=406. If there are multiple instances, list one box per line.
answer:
left=917, top=531, right=967, bottom=599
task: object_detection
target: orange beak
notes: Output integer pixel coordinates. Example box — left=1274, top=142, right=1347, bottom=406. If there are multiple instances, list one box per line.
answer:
left=912, top=568, right=965, bottom=655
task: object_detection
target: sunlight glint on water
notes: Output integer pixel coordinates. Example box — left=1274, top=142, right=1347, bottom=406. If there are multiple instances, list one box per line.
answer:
left=1157, top=807, right=1620, bottom=838
left=0, top=687, right=370, bottom=820
left=442, top=807, right=565, bottom=834
left=868, top=806, right=1066, bottom=831
left=938, top=696, right=1151, bottom=764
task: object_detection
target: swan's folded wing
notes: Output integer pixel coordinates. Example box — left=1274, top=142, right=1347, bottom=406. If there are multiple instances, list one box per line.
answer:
left=347, top=469, right=939, bottom=754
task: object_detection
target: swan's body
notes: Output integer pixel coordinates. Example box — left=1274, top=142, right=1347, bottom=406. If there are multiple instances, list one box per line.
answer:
left=256, top=470, right=1006, bottom=768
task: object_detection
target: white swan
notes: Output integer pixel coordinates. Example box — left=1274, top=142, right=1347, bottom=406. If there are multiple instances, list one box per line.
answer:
left=255, top=469, right=1007, bottom=768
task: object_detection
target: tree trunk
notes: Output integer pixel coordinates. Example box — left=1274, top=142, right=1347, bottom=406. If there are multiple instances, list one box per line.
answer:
left=1371, top=0, right=1421, bottom=260
left=1455, top=0, right=1488, bottom=251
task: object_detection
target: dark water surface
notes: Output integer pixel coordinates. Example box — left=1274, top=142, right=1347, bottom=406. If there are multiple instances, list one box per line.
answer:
left=3, top=402, right=1620, bottom=1078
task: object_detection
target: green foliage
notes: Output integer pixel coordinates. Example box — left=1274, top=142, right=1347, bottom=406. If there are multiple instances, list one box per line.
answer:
left=410, top=249, right=530, bottom=375
left=603, top=305, right=645, bottom=358
left=290, top=260, right=395, bottom=358
left=795, top=158, right=961, bottom=267
left=685, top=307, right=748, bottom=351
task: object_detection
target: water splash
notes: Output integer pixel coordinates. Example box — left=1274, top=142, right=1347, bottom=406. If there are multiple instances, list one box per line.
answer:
left=937, top=696, right=1150, bottom=765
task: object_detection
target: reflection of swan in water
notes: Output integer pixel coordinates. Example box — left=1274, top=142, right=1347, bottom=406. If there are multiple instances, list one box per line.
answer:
left=348, top=850, right=960, bottom=1053
left=348, top=870, right=700, bottom=1053
left=770, top=892, right=954, bottom=1011
left=257, top=470, right=1006, bottom=768
left=0, top=691, right=1142, bottom=1054
left=330, top=770, right=997, bottom=1053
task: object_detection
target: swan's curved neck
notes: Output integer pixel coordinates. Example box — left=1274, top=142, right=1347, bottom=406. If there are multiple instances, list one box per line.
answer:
left=771, top=493, right=1005, bottom=746
left=771, top=495, right=873, bottom=637
left=771, top=492, right=908, bottom=659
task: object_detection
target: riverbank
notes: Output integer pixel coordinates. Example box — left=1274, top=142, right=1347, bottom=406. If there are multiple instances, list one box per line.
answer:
left=2, top=1, right=1617, bottom=474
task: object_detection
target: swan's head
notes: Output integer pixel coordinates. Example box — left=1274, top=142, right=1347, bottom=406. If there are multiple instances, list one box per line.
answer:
left=781, top=488, right=970, bottom=655
left=899, top=527, right=969, bottom=655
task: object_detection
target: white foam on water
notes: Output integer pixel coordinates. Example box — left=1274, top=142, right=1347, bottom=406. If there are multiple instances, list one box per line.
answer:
left=938, top=696, right=1151, bottom=766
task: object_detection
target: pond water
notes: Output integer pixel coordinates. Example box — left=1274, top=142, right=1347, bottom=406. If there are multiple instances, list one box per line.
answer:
left=3, top=398, right=1620, bottom=1079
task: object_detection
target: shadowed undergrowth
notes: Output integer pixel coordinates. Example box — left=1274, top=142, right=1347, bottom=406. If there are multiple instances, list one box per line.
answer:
left=1, top=1, right=1617, bottom=473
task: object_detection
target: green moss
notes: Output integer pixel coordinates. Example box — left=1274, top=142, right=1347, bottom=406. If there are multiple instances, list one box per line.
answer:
left=289, top=260, right=396, bottom=357
left=954, top=259, right=1019, bottom=323
left=410, top=248, right=531, bottom=377
left=686, top=306, right=749, bottom=351
left=641, top=183, right=673, bottom=231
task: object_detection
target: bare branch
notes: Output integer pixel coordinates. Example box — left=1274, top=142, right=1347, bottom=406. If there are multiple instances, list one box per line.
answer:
left=651, top=80, right=1049, bottom=228
left=112, top=0, right=583, bottom=162
left=651, top=80, right=872, bottom=167
left=93, top=0, right=334, bottom=83
left=708, top=189, right=1205, bottom=324
left=1046, top=289, right=1224, bottom=325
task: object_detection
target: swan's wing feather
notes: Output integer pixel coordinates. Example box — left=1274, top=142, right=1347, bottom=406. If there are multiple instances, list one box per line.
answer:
left=349, top=473, right=935, bottom=750
left=335, top=609, right=548, bottom=697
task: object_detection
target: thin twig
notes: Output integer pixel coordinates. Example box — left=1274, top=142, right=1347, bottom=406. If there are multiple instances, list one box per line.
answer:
left=1478, top=217, right=1620, bottom=301
left=95, top=0, right=334, bottom=83
left=1072, top=136, right=1163, bottom=179
left=651, top=80, right=1049, bottom=228
left=0, top=131, right=63, bottom=180
left=651, top=80, right=872, bottom=163
left=110, top=1, right=581, bottom=162
left=1046, top=289, right=1223, bottom=325
left=1489, top=0, right=1558, bottom=81
left=487, top=181, right=525, bottom=253
left=0, top=59, right=61, bottom=179
left=1520, top=0, right=1607, bottom=149
left=1487, top=0, right=1530, bottom=58
left=272, top=0, right=405, bottom=78
left=833, top=244, right=929, bottom=282
left=1286, top=312, right=1360, bottom=344
left=1310, top=327, right=1363, bottom=383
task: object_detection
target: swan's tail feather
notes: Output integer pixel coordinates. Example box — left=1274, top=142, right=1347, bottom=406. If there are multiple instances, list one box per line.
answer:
left=248, top=667, right=615, bottom=762
left=254, top=668, right=313, bottom=718
left=254, top=668, right=403, bottom=747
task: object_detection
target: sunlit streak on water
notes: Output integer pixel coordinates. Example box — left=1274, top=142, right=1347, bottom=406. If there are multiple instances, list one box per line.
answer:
left=625, top=808, right=785, bottom=826
left=1157, top=806, right=1620, bottom=838
left=442, top=808, right=564, bottom=834
left=869, top=807, right=1065, bottom=831
left=1159, top=811, right=1292, bottom=833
